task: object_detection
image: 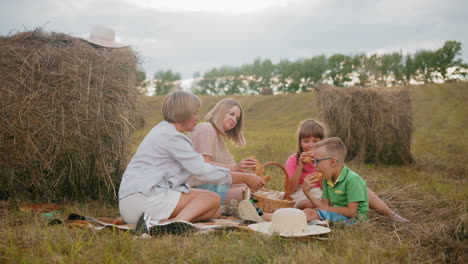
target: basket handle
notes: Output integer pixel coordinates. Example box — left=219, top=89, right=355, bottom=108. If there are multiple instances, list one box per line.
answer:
left=262, top=162, right=292, bottom=200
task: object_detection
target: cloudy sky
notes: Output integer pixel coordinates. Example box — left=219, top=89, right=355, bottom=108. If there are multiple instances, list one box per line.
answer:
left=1, top=0, right=467, bottom=79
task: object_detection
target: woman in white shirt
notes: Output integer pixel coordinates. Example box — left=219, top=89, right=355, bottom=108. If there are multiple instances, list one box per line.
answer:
left=119, top=91, right=231, bottom=230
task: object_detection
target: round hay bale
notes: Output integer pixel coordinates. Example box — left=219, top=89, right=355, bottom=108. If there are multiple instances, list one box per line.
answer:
left=0, top=29, right=139, bottom=201
left=261, top=87, right=273, bottom=95
left=318, top=86, right=413, bottom=165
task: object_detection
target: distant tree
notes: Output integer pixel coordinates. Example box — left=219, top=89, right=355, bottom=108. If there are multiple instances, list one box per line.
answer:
left=153, top=70, right=182, bottom=95
left=404, top=54, right=417, bottom=84
left=305, top=55, right=329, bottom=83
left=434, top=40, right=464, bottom=79
left=192, top=69, right=220, bottom=95
left=135, top=69, right=149, bottom=95
left=275, top=59, right=303, bottom=93
left=191, top=72, right=204, bottom=94
left=358, top=54, right=379, bottom=86
left=413, top=49, right=438, bottom=83
left=327, top=54, right=353, bottom=87
left=217, top=65, right=243, bottom=94
left=191, top=40, right=466, bottom=94
left=380, top=52, right=405, bottom=86
left=249, top=58, right=275, bottom=92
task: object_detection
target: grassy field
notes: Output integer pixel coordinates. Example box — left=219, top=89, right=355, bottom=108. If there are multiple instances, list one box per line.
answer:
left=1, top=83, right=467, bottom=263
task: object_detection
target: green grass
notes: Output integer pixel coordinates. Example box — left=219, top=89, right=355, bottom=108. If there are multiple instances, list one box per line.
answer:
left=1, top=83, right=467, bottom=263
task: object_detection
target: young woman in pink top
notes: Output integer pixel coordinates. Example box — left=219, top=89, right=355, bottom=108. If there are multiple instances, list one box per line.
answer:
left=188, top=98, right=265, bottom=204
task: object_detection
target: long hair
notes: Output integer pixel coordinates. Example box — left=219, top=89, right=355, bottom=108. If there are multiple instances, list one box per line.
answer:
left=204, top=98, right=246, bottom=147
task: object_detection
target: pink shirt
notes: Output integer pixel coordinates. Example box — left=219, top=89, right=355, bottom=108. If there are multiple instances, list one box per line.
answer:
left=188, top=122, right=235, bottom=165
left=285, top=153, right=322, bottom=189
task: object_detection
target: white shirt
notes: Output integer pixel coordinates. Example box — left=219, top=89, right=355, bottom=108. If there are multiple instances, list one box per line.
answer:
left=118, top=121, right=231, bottom=199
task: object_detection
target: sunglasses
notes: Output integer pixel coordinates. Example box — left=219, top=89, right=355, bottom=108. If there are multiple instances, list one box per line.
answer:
left=313, top=157, right=338, bottom=166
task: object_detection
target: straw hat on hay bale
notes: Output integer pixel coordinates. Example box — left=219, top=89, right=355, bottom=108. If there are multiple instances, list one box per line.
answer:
left=80, top=26, right=128, bottom=48
left=0, top=28, right=139, bottom=201
left=318, top=86, right=413, bottom=165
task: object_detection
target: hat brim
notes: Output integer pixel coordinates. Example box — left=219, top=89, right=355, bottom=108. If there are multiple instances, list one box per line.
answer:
left=248, top=222, right=331, bottom=237
left=80, top=37, right=128, bottom=48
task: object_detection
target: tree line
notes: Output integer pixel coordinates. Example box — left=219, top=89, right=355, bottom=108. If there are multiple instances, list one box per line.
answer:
left=137, top=40, right=466, bottom=95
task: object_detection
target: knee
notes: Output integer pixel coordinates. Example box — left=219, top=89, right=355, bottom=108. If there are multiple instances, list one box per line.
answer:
left=213, top=207, right=222, bottom=219
left=200, top=191, right=221, bottom=207
left=303, top=208, right=318, bottom=222
left=211, top=193, right=222, bottom=208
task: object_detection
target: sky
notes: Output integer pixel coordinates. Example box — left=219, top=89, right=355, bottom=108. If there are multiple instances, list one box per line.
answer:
left=1, top=0, right=467, bottom=80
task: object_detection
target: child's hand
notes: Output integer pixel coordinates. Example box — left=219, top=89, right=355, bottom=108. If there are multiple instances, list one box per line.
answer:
left=303, top=172, right=320, bottom=192
left=234, top=157, right=257, bottom=172
left=299, top=151, right=313, bottom=165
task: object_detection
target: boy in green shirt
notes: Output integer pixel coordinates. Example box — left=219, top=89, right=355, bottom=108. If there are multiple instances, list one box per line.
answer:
left=303, top=137, right=369, bottom=225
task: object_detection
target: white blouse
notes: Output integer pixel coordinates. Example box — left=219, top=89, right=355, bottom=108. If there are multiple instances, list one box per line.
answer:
left=118, top=121, right=231, bottom=199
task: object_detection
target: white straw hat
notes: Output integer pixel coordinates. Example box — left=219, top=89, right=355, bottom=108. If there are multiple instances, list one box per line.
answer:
left=80, top=26, right=127, bottom=48
left=248, top=208, right=331, bottom=237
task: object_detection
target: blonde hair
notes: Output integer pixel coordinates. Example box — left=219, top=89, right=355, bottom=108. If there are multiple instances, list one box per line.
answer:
left=204, top=98, right=246, bottom=147
left=313, top=137, right=347, bottom=162
left=296, top=119, right=325, bottom=161
left=162, top=90, right=201, bottom=123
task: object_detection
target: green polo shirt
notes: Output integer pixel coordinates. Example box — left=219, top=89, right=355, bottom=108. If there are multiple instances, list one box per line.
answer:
left=322, top=165, right=369, bottom=219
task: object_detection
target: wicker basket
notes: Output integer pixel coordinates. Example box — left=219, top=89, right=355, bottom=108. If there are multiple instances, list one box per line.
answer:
left=252, top=162, right=295, bottom=213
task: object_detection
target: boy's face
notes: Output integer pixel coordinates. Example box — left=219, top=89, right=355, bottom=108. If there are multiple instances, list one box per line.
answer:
left=311, top=147, right=334, bottom=181
left=300, top=136, right=322, bottom=152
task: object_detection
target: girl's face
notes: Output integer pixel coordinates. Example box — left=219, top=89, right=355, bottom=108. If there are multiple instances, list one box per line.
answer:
left=183, top=107, right=200, bottom=132
left=300, top=136, right=322, bottom=152
left=222, top=106, right=241, bottom=132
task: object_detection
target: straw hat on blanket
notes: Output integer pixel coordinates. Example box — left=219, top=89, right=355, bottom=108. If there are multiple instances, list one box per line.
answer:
left=248, top=208, right=331, bottom=237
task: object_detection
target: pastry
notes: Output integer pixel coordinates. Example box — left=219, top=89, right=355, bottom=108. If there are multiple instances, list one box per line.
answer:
left=300, top=151, right=314, bottom=164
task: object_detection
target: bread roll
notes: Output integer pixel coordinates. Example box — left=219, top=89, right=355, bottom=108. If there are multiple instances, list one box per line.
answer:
left=300, top=151, right=314, bottom=164
left=314, top=172, right=323, bottom=180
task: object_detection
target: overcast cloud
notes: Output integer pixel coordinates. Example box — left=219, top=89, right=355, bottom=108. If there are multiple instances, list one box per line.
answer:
left=1, top=0, right=467, bottom=79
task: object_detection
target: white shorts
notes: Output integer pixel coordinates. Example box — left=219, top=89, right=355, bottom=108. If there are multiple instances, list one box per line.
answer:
left=290, top=186, right=323, bottom=208
left=119, top=190, right=181, bottom=224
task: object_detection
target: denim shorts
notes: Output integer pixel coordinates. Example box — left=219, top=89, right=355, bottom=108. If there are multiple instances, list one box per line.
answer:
left=316, top=210, right=357, bottom=226
left=193, top=184, right=230, bottom=204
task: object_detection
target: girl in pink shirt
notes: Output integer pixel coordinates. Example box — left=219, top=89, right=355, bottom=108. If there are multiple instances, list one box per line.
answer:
left=286, top=119, right=325, bottom=209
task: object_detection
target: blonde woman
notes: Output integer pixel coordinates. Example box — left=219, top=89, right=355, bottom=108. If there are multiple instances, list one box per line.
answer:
left=188, top=98, right=265, bottom=204
left=119, top=91, right=231, bottom=235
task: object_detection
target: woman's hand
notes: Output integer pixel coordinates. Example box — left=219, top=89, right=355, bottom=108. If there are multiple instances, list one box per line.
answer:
left=233, top=157, right=257, bottom=172
left=242, top=172, right=265, bottom=192
left=303, top=173, right=320, bottom=192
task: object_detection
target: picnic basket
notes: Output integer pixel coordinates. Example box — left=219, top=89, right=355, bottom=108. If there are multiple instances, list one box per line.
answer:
left=252, top=162, right=295, bottom=213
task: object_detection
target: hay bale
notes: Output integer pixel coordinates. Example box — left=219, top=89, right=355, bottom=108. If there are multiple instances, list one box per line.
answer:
left=318, top=86, right=413, bottom=165
left=261, top=87, right=273, bottom=95
left=311, top=83, right=339, bottom=92
left=0, top=29, right=139, bottom=201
